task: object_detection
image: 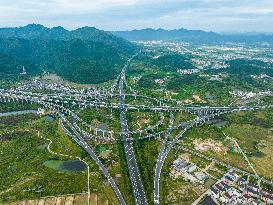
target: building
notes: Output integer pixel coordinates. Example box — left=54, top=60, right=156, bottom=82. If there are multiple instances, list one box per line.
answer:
left=201, top=196, right=217, bottom=205
left=182, top=172, right=198, bottom=183
left=210, top=187, right=220, bottom=198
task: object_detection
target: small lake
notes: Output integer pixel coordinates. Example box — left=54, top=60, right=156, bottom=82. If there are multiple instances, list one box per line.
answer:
left=45, top=115, right=56, bottom=122
left=0, top=110, right=37, bottom=117
left=62, top=160, right=87, bottom=171
left=44, top=160, right=87, bottom=172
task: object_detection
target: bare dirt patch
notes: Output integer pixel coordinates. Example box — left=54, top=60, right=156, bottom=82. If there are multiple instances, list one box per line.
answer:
left=55, top=197, right=66, bottom=205
left=26, top=200, right=39, bottom=205
left=90, top=193, right=97, bottom=205
left=42, top=74, right=63, bottom=83
left=64, top=196, right=73, bottom=205
left=193, top=138, right=228, bottom=154
left=192, top=95, right=206, bottom=103
left=2, top=194, right=101, bottom=205
left=73, top=195, right=88, bottom=205
left=44, top=197, right=57, bottom=205
left=37, top=199, right=45, bottom=205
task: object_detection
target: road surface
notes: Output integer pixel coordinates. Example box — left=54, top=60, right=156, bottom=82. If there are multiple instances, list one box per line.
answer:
left=118, top=57, right=148, bottom=205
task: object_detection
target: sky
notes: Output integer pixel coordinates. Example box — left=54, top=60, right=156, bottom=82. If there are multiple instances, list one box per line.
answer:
left=0, top=0, right=273, bottom=33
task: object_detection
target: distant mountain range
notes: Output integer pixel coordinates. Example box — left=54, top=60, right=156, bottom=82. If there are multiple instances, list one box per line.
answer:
left=113, top=28, right=273, bottom=45
left=0, top=24, right=136, bottom=55
left=0, top=24, right=138, bottom=84
left=1, top=24, right=272, bottom=84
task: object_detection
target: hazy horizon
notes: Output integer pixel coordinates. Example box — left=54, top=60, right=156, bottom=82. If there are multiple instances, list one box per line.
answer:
left=2, top=23, right=273, bottom=35
left=0, top=0, right=273, bottom=33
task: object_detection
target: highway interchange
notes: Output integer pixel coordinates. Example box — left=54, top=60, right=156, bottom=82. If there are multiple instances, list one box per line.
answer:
left=0, top=55, right=272, bottom=205
left=118, top=58, right=148, bottom=205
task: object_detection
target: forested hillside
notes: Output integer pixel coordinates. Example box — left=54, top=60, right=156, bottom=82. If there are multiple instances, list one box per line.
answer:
left=151, top=54, right=195, bottom=71
left=0, top=24, right=136, bottom=55
left=0, top=24, right=138, bottom=84
left=0, top=53, right=39, bottom=81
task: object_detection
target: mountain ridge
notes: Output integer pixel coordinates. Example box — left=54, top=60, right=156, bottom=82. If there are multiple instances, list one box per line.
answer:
left=0, top=24, right=138, bottom=84
left=0, top=24, right=136, bottom=55
left=112, top=28, right=273, bottom=44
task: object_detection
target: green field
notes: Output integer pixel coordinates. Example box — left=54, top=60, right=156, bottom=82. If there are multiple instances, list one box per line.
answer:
left=0, top=108, right=120, bottom=204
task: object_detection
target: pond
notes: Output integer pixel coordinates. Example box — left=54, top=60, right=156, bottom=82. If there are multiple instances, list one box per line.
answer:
left=207, top=119, right=228, bottom=128
left=43, top=160, right=87, bottom=172
left=62, top=160, right=87, bottom=171
left=45, top=115, right=56, bottom=122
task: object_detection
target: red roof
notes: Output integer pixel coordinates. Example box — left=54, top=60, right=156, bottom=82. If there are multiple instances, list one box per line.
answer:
left=243, top=194, right=251, bottom=199
left=225, top=192, right=232, bottom=199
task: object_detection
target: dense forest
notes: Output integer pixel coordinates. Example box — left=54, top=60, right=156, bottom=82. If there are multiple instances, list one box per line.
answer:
left=0, top=24, right=136, bottom=55
left=0, top=24, right=138, bottom=84
left=225, top=59, right=273, bottom=76
left=151, top=54, right=195, bottom=71
left=205, top=59, right=273, bottom=77
left=0, top=53, right=39, bottom=80
left=134, top=53, right=195, bottom=73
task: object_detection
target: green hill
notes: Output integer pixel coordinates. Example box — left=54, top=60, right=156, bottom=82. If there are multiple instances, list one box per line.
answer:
left=0, top=24, right=138, bottom=84
left=0, top=53, right=39, bottom=80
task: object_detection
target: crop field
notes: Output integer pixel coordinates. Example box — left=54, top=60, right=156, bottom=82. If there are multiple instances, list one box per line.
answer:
left=0, top=193, right=109, bottom=205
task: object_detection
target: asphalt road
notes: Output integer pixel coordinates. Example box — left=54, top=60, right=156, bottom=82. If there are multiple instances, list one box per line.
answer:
left=118, top=59, right=148, bottom=205
left=60, top=117, right=127, bottom=205
left=1, top=60, right=273, bottom=205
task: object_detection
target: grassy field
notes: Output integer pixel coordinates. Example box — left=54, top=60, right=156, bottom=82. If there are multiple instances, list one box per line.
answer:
left=179, top=109, right=273, bottom=180
left=78, top=108, right=121, bottom=133
left=0, top=109, right=120, bottom=204
left=127, top=111, right=159, bottom=131
left=0, top=125, right=87, bottom=202
left=0, top=102, right=39, bottom=113
left=134, top=139, right=161, bottom=204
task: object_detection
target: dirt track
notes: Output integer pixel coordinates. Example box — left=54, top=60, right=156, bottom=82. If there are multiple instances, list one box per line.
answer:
left=1, top=193, right=109, bottom=205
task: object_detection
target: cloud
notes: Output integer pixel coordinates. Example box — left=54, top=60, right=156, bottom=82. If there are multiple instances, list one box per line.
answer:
left=0, top=0, right=136, bottom=16
left=0, top=0, right=272, bottom=32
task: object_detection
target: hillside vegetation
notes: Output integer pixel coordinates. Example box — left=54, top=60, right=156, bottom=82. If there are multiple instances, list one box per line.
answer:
left=0, top=24, right=138, bottom=84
